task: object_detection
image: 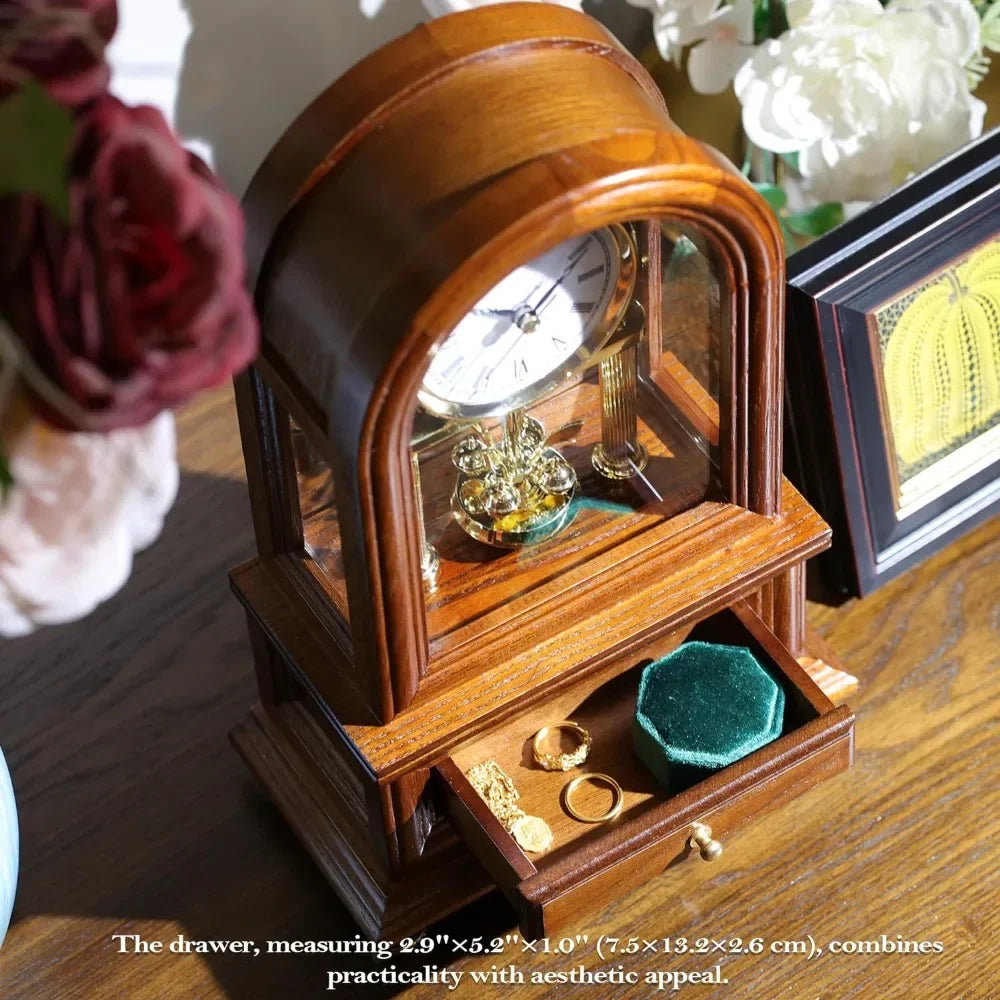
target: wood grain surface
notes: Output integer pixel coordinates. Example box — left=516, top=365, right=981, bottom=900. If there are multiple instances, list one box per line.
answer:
left=1, top=386, right=997, bottom=998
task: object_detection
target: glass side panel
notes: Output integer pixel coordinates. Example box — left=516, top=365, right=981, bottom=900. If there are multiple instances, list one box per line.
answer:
left=289, top=415, right=351, bottom=628
left=413, top=219, right=728, bottom=666
left=647, top=219, right=724, bottom=437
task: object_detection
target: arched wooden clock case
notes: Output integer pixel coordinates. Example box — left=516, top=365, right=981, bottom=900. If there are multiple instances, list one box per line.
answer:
left=230, top=4, right=855, bottom=939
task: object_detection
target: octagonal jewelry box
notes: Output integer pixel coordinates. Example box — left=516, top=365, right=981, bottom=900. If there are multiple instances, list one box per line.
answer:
left=634, top=641, right=786, bottom=789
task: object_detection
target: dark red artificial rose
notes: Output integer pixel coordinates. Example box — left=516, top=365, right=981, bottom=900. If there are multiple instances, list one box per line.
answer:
left=1, top=95, right=258, bottom=431
left=0, top=0, right=118, bottom=107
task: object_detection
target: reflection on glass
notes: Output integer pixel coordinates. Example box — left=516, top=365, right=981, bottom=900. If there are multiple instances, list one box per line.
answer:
left=656, top=222, right=723, bottom=406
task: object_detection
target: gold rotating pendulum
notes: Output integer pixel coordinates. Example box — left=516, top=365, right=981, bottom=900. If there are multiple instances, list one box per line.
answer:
left=451, top=407, right=579, bottom=548
left=445, top=235, right=648, bottom=548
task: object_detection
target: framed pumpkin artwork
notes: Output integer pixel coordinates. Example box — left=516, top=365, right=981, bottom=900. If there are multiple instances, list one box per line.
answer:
left=786, top=128, right=1000, bottom=599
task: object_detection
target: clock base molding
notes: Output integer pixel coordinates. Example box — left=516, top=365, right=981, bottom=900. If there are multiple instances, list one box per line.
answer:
left=231, top=703, right=493, bottom=940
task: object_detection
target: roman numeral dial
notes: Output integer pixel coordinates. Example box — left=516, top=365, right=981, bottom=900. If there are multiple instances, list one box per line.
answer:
left=418, top=224, right=634, bottom=419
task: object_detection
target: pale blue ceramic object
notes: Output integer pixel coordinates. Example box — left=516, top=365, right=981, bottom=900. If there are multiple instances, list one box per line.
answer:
left=0, top=749, right=16, bottom=946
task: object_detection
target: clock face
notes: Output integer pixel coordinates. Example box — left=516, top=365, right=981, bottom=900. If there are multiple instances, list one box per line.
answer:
left=419, top=225, right=635, bottom=418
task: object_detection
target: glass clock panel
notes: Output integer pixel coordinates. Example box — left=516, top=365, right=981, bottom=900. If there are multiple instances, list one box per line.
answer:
left=289, top=415, right=351, bottom=629
left=411, top=219, right=728, bottom=671
left=649, top=220, right=724, bottom=415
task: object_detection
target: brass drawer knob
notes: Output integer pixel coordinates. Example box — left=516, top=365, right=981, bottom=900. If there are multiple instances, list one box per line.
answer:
left=689, top=822, right=723, bottom=862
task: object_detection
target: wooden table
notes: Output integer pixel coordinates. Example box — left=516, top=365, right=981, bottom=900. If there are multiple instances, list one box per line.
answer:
left=1, top=387, right=997, bottom=999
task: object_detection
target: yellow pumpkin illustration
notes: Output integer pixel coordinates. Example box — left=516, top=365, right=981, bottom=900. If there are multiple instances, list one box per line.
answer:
left=884, top=239, right=1000, bottom=467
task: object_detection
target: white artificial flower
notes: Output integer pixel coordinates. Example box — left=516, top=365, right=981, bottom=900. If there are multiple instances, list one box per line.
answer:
left=886, top=0, right=981, bottom=66
left=784, top=0, right=882, bottom=29
left=625, top=0, right=720, bottom=18
left=734, top=0, right=986, bottom=204
left=361, top=0, right=582, bottom=17
left=625, top=0, right=720, bottom=19
left=421, top=0, right=583, bottom=17
left=0, top=412, right=178, bottom=637
left=686, top=0, right=755, bottom=94
left=626, top=0, right=724, bottom=66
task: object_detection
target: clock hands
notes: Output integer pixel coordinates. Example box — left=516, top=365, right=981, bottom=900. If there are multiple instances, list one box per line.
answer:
left=531, top=237, right=592, bottom=315
left=463, top=247, right=593, bottom=390
left=472, top=274, right=548, bottom=325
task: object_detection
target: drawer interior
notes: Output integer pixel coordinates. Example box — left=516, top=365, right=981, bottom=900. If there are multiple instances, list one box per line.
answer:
left=435, top=601, right=854, bottom=937
left=445, top=605, right=831, bottom=866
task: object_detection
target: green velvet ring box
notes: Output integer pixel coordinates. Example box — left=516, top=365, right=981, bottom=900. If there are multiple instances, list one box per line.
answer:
left=633, top=641, right=785, bottom=790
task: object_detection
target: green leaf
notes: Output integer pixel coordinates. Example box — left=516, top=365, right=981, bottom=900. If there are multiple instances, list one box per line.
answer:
left=780, top=151, right=801, bottom=172
left=785, top=201, right=846, bottom=238
left=752, top=182, right=788, bottom=214
left=753, top=0, right=789, bottom=44
left=753, top=1, right=790, bottom=43
left=754, top=0, right=772, bottom=44
left=0, top=82, right=73, bottom=220
left=0, top=449, right=12, bottom=500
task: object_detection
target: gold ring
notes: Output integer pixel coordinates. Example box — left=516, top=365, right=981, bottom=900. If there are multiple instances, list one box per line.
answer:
left=562, top=773, right=624, bottom=824
left=532, top=722, right=592, bottom=772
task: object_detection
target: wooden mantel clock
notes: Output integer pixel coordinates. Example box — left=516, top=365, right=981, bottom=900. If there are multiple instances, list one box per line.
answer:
left=230, top=4, right=856, bottom=940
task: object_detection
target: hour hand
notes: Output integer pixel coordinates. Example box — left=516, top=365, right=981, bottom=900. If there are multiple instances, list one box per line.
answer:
left=472, top=307, right=516, bottom=319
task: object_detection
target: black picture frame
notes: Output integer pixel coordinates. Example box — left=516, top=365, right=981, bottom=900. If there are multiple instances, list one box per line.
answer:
left=785, top=128, right=1000, bottom=599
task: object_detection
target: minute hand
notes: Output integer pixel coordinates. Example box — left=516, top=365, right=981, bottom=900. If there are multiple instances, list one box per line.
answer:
left=532, top=239, right=592, bottom=314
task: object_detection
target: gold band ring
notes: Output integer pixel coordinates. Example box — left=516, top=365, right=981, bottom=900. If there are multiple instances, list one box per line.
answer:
left=562, top=773, right=624, bottom=824
left=532, top=722, right=592, bottom=772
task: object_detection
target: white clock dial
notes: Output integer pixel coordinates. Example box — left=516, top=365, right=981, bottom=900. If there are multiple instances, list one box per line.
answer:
left=420, top=225, right=633, bottom=418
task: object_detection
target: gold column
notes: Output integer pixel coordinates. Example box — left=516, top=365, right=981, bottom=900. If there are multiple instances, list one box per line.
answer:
left=592, top=344, right=648, bottom=480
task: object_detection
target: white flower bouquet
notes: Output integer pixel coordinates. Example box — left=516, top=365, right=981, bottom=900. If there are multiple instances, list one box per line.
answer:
left=633, top=0, right=997, bottom=236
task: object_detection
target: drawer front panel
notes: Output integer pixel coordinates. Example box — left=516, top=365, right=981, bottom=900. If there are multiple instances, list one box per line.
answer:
left=519, top=712, right=853, bottom=937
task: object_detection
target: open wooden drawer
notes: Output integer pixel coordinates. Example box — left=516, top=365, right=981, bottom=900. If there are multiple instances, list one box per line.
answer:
left=434, top=601, right=855, bottom=938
